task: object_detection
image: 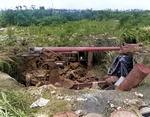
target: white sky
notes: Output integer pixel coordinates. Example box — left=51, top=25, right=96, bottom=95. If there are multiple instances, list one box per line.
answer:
left=1, top=0, right=150, bottom=10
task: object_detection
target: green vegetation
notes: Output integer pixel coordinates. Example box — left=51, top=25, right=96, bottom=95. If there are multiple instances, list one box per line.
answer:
left=0, top=92, right=34, bottom=117
left=1, top=7, right=150, bottom=45
left=1, top=6, right=150, bottom=117
left=0, top=7, right=150, bottom=28
left=0, top=19, right=121, bottom=47
left=0, top=47, right=26, bottom=84
left=0, top=89, right=73, bottom=117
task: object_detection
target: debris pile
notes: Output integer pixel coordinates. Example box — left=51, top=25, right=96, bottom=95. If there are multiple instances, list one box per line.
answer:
left=59, top=63, right=99, bottom=88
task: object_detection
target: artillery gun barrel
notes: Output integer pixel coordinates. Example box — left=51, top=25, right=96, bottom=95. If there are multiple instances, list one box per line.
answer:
left=29, top=47, right=120, bottom=54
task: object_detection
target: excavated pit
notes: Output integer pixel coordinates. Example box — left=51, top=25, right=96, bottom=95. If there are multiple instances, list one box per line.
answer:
left=1, top=46, right=150, bottom=116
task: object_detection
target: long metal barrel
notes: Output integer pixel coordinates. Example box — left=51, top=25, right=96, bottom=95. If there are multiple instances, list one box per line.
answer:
left=29, top=47, right=120, bottom=53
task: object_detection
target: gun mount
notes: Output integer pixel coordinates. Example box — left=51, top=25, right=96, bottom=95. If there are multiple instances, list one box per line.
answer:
left=18, top=43, right=142, bottom=88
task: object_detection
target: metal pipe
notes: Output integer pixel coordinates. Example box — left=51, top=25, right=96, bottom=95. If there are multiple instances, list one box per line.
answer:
left=29, top=47, right=120, bottom=53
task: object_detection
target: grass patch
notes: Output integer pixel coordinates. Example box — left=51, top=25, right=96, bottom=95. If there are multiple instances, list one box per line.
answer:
left=39, top=89, right=73, bottom=116
left=0, top=47, right=27, bottom=84
left=0, top=91, right=36, bottom=117
left=0, top=89, right=73, bottom=117
left=0, top=19, right=122, bottom=47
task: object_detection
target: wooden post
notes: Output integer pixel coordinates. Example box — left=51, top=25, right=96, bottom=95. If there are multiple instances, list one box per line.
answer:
left=87, top=51, right=93, bottom=70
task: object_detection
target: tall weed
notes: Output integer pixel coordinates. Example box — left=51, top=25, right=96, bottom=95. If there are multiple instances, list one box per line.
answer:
left=6, top=27, right=14, bottom=38
left=0, top=92, right=29, bottom=117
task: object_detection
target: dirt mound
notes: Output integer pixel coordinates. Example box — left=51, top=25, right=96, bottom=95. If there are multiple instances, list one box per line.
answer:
left=26, top=85, right=144, bottom=116
left=133, top=46, right=150, bottom=68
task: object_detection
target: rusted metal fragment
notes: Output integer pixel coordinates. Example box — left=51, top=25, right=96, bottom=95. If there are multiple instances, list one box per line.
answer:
left=104, top=85, right=115, bottom=90
left=120, top=43, right=142, bottom=53
left=105, top=76, right=119, bottom=85
left=63, top=66, right=71, bottom=73
left=30, top=78, right=45, bottom=87
left=75, top=67, right=87, bottom=77
left=35, top=81, right=44, bottom=87
left=65, top=71, right=72, bottom=79
left=84, top=73, right=99, bottom=83
left=23, top=57, right=40, bottom=70
left=44, top=59, right=56, bottom=68
left=116, top=63, right=150, bottom=91
left=49, top=68, right=60, bottom=85
left=63, top=79, right=75, bottom=88
left=71, top=62, right=80, bottom=69
left=41, top=48, right=62, bottom=59
left=66, top=111, right=79, bottom=117
left=76, top=77, right=87, bottom=82
left=33, top=69, right=47, bottom=78
left=70, top=72, right=81, bottom=79
left=103, top=75, right=112, bottom=80
left=53, top=112, right=67, bottom=117
left=84, top=113, right=103, bottom=117
left=25, top=73, right=32, bottom=87
left=111, top=109, right=137, bottom=117
left=72, top=81, right=106, bottom=89
left=53, top=111, right=79, bottom=117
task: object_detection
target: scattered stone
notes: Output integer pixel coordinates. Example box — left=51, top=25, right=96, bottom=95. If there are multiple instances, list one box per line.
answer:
left=64, top=96, right=71, bottom=101
left=75, top=110, right=87, bottom=116
left=51, top=91, right=56, bottom=95
left=123, top=99, right=140, bottom=105
left=57, top=96, right=64, bottom=100
left=135, top=92, right=144, bottom=98
left=117, top=107, right=122, bottom=110
left=77, top=97, right=87, bottom=101
left=110, top=103, right=115, bottom=108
